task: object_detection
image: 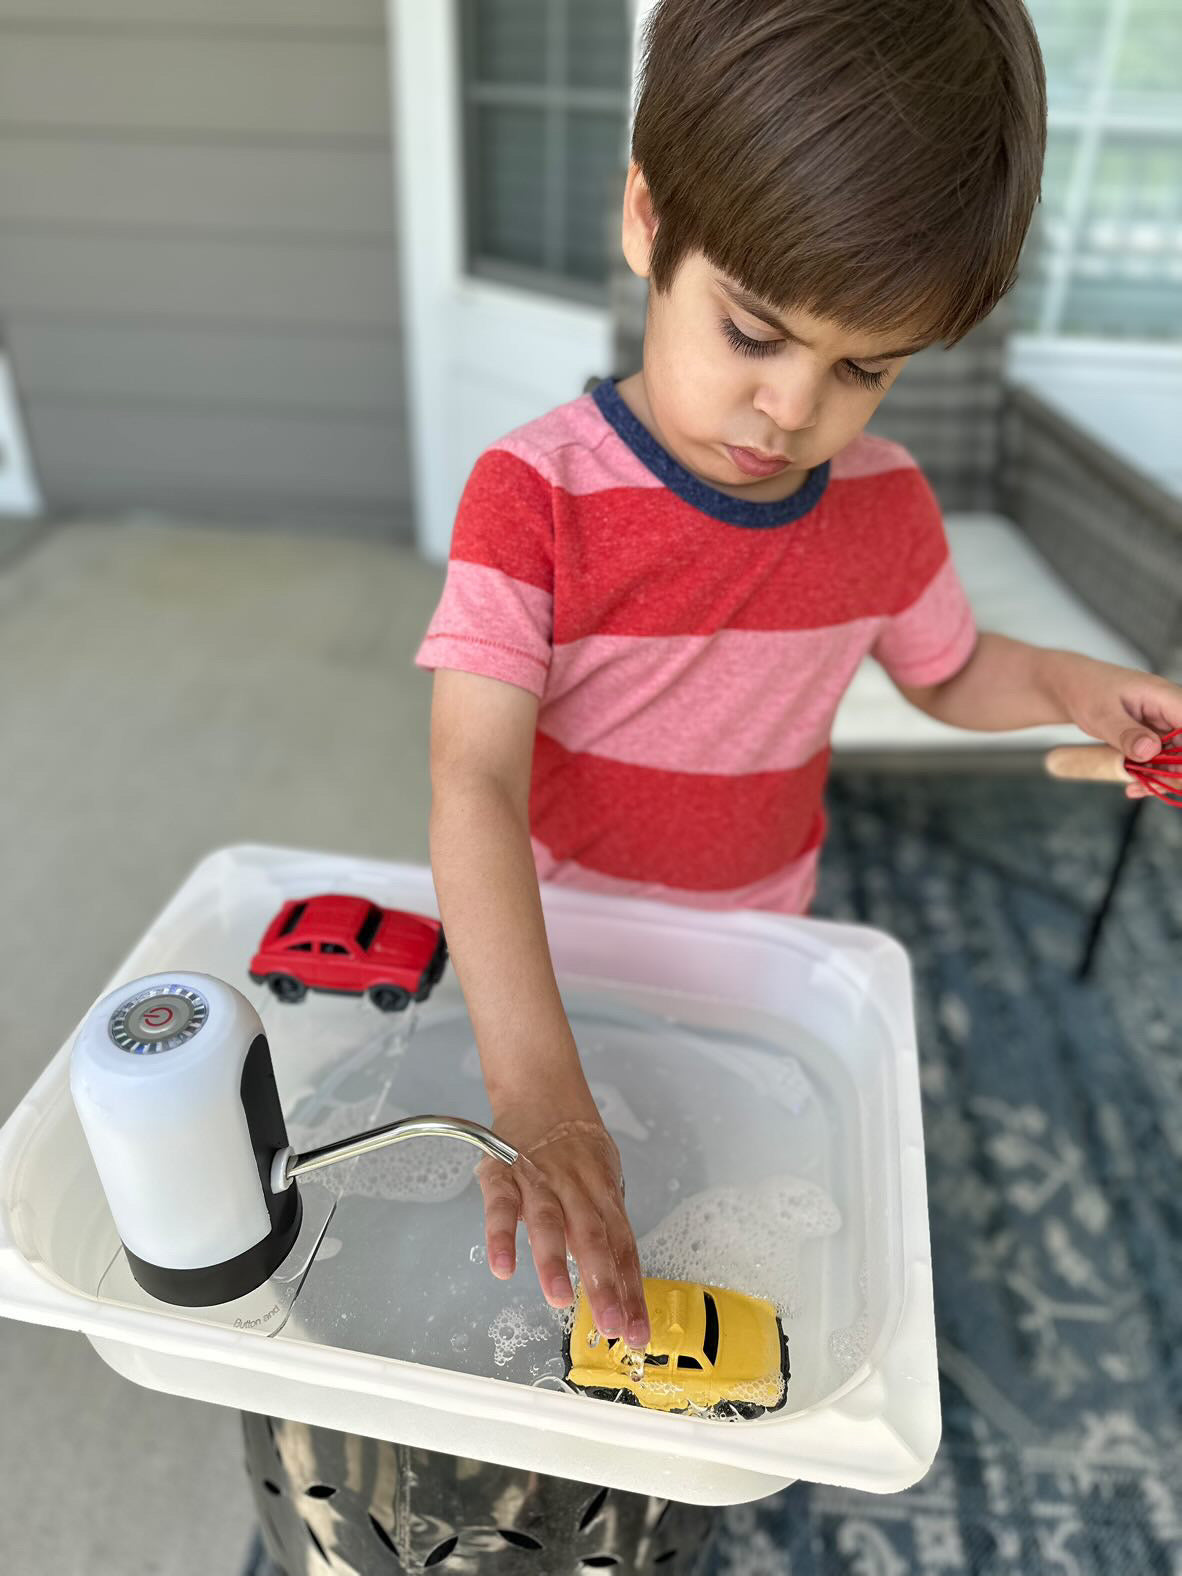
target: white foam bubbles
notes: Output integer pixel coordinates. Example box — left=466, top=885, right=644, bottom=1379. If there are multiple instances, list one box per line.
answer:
left=761, top=1054, right=814, bottom=1115
left=487, top=1303, right=553, bottom=1367
left=637, top=1174, right=841, bottom=1320
left=828, top=1311, right=871, bottom=1376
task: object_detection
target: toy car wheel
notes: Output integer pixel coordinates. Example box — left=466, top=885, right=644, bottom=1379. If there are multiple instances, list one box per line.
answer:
left=581, top=1385, right=628, bottom=1404
left=771, top=1318, right=791, bottom=1413
left=413, top=963, right=437, bottom=1003
left=724, top=1401, right=765, bottom=1421
left=370, top=984, right=411, bottom=1013
left=429, top=935, right=448, bottom=984
left=268, top=974, right=307, bottom=1004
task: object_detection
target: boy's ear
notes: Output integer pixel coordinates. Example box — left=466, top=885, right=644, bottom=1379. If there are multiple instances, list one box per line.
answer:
left=621, top=161, right=657, bottom=279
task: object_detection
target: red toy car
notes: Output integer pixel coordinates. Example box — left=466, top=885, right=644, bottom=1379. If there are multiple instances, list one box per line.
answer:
left=249, top=895, right=447, bottom=1012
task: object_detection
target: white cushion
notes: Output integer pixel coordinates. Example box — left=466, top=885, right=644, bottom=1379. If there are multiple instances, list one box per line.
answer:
left=831, top=512, right=1147, bottom=754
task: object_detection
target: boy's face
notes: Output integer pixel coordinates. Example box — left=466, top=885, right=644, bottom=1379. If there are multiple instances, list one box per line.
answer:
left=620, top=165, right=930, bottom=503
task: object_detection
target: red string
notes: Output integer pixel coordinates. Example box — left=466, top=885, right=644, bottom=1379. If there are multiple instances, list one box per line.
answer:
left=1124, top=725, right=1182, bottom=808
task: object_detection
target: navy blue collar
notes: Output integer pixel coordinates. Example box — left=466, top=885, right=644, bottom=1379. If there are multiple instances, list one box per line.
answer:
left=591, top=377, right=829, bottom=530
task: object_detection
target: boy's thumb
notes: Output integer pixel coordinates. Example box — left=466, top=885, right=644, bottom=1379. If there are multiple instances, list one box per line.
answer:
left=1113, top=725, right=1160, bottom=764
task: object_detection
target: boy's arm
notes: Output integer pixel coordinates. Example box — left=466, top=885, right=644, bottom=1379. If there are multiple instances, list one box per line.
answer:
left=896, top=631, right=1182, bottom=781
left=428, top=668, right=650, bottom=1348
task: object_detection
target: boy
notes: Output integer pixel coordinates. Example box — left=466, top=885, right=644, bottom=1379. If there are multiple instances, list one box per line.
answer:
left=415, top=0, right=1181, bottom=1355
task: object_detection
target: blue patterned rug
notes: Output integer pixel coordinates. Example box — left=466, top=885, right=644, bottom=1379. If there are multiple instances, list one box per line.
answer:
left=241, top=772, right=1181, bottom=1575
left=710, top=772, right=1182, bottom=1576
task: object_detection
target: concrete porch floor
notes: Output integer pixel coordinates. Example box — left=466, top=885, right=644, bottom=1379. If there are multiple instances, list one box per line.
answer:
left=0, top=519, right=445, bottom=1575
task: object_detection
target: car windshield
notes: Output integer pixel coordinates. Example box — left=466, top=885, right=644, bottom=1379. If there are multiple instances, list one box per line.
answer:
left=277, top=901, right=307, bottom=937
left=355, top=904, right=382, bottom=951
left=702, top=1293, right=719, bottom=1365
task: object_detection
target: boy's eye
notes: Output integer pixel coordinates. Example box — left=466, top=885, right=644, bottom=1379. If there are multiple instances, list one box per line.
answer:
left=719, top=317, right=889, bottom=391
left=842, top=360, right=890, bottom=391
left=719, top=317, right=778, bottom=359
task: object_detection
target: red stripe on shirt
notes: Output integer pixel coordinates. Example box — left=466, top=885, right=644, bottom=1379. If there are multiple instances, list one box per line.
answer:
left=543, top=467, right=948, bottom=638
left=529, top=729, right=829, bottom=890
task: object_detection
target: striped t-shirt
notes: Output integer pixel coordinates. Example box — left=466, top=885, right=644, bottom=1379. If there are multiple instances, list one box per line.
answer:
left=415, top=377, right=977, bottom=916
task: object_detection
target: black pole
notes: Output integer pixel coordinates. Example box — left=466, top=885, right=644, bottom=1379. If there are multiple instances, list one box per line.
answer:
left=1076, top=798, right=1147, bottom=980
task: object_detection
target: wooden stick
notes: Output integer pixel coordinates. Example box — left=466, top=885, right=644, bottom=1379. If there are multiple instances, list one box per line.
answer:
left=1044, top=745, right=1131, bottom=784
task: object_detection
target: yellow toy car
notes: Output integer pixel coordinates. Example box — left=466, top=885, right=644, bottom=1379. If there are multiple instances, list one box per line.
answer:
left=564, top=1277, right=790, bottom=1418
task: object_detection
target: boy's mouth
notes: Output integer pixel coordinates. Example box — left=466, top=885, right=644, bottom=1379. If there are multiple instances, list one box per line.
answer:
left=725, top=444, right=793, bottom=478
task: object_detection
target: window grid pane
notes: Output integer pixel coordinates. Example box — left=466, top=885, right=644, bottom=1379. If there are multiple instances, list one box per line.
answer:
left=467, top=0, right=547, bottom=85
left=564, top=109, right=625, bottom=283
left=461, top=0, right=628, bottom=304
left=1112, top=0, right=1182, bottom=109
left=471, top=104, right=548, bottom=272
left=1023, top=0, right=1182, bottom=339
left=1033, top=0, right=1111, bottom=113
left=565, top=0, right=631, bottom=92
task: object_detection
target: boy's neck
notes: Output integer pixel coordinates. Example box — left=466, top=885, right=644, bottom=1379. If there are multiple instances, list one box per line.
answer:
left=613, top=371, right=811, bottom=504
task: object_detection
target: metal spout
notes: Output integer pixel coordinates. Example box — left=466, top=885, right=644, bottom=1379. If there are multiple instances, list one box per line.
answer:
left=275, top=1115, right=518, bottom=1191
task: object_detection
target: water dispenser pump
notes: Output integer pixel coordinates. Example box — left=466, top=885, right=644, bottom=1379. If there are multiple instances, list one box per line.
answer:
left=70, top=971, right=517, bottom=1309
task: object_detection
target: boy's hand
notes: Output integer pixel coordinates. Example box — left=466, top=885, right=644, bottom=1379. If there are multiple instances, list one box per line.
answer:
left=1055, top=656, right=1182, bottom=799
left=475, top=1095, right=651, bottom=1350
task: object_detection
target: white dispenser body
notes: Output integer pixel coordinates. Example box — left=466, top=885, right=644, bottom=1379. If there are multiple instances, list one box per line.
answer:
left=69, top=971, right=300, bottom=1304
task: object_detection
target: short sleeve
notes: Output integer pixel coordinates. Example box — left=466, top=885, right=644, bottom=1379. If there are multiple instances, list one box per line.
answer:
left=414, top=446, right=555, bottom=699
left=871, top=468, right=978, bottom=688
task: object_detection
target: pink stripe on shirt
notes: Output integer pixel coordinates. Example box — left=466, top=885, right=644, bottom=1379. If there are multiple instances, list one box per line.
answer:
left=418, top=560, right=554, bottom=698
left=873, top=557, right=977, bottom=685
left=532, top=837, right=821, bottom=914
left=494, top=406, right=664, bottom=496
left=829, top=432, right=916, bottom=481
left=543, top=621, right=881, bottom=772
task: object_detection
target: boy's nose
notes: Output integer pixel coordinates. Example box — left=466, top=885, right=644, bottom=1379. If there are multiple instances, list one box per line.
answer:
left=752, top=375, right=820, bottom=435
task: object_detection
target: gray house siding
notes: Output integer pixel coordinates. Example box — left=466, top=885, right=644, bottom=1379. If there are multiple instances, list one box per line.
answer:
left=0, top=0, right=411, bottom=536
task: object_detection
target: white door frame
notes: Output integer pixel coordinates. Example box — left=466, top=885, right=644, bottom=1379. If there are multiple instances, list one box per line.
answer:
left=388, top=0, right=618, bottom=563
left=0, top=351, right=43, bottom=518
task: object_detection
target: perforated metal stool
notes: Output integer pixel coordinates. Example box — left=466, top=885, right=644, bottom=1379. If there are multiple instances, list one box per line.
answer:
left=242, top=1413, right=718, bottom=1575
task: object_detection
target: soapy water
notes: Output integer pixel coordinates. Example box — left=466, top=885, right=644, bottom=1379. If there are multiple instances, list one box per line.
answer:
left=829, top=1311, right=871, bottom=1376
left=828, top=1262, right=872, bottom=1376
left=638, top=1174, right=842, bottom=1323
left=278, top=987, right=868, bottom=1416
left=487, top=1302, right=553, bottom=1367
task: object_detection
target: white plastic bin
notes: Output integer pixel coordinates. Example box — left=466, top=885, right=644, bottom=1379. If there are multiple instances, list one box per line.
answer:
left=0, top=844, right=940, bottom=1505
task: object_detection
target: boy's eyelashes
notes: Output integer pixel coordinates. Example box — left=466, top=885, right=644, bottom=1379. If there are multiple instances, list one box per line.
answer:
left=718, top=317, right=890, bottom=392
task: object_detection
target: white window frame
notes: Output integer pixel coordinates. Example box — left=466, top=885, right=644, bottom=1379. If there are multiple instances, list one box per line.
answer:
left=1029, top=0, right=1180, bottom=339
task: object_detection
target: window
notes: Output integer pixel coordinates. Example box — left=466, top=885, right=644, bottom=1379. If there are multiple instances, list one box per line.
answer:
left=1016, top=0, right=1182, bottom=339
left=322, top=943, right=348, bottom=956
left=286, top=942, right=313, bottom=952
left=278, top=902, right=307, bottom=937
left=701, top=1293, right=719, bottom=1366
left=356, top=905, right=382, bottom=951
left=459, top=0, right=630, bottom=304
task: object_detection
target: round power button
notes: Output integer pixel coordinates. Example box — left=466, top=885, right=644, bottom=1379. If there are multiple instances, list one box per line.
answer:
left=109, top=984, right=209, bottom=1055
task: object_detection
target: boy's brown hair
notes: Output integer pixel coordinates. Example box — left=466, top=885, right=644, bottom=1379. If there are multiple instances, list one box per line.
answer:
left=631, top=0, right=1047, bottom=347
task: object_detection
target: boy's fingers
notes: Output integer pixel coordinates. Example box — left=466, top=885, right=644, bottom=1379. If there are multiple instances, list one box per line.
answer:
left=565, top=1207, right=629, bottom=1339
left=568, top=1161, right=646, bottom=1344
left=602, top=1202, right=650, bottom=1346
left=1117, top=725, right=1160, bottom=763
left=520, top=1187, right=574, bottom=1308
left=476, top=1162, right=521, bottom=1278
